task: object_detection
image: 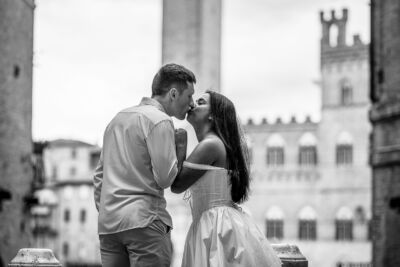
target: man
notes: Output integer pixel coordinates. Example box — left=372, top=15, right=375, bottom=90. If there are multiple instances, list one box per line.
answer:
left=93, top=63, right=196, bottom=267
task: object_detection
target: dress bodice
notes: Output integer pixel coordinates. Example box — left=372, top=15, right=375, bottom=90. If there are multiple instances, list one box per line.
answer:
left=183, top=161, right=234, bottom=221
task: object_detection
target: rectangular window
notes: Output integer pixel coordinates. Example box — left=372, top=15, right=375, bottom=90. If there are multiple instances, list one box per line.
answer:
left=298, top=220, right=317, bottom=240
left=71, top=148, right=77, bottom=159
left=52, top=166, right=58, bottom=180
left=64, top=209, right=70, bottom=223
left=299, top=146, right=317, bottom=165
left=266, top=220, right=284, bottom=239
left=80, top=209, right=86, bottom=224
left=63, top=242, right=69, bottom=256
left=336, top=145, right=353, bottom=165
left=90, top=151, right=101, bottom=170
left=267, top=147, right=284, bottom=166
left=336, top=220, right=353, bottom=241
left=341, top=86, right=353, bottom=105
left=368, top=220, right=373, bottom=241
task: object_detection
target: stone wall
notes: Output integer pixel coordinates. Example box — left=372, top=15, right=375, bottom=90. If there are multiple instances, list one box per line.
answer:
left=370, top=1, right=400, bottom=266
left=0, top=0, right=35, bottom=264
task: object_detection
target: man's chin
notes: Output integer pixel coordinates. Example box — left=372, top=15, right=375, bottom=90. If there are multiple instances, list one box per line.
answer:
left=174, top=114, right=186, bottom=120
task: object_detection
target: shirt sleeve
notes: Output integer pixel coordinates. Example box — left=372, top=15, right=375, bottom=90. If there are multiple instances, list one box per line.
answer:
left=93, top=150, right=103, bottom=211
left=146, top=120, right=179, bottom=189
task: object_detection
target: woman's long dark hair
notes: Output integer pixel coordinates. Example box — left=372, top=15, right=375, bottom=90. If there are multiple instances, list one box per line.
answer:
left=207, top=90, right=250, bottom=204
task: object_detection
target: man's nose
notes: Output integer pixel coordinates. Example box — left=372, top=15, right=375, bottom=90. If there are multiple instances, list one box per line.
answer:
left=189, top=100, right=195, bottom=108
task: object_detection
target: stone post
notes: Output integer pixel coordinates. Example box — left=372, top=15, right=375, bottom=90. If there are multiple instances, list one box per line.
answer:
left=272, top=244, right=308, bottom=267
left=8, top=248, right=61, bottom=267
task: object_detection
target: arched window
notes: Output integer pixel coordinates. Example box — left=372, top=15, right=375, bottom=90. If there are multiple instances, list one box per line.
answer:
left=266, top=134, right=285, bottom=166
left=298, top=206, right=317, bottom=240
left=329, top=24, right=339, bottom=47
left=340, top=78, right=353, bottom=105
left=265, top=206, right=284, bottom=240
left=298, top=132, right=318, bottom=166
left=336, top=132, right=353, bottom=165
left=335, top=207, right=353, bottom=241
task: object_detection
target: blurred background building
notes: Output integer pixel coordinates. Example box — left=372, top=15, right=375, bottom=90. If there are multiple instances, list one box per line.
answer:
left=30, top=140, right=101, bottom=266
left=38, top=140, right=101, bottom=267
left=244, top=8, right=371, bottom=267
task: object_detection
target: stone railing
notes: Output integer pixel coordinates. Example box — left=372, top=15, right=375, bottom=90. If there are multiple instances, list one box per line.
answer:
left=8, top=244, right=308, bottom=266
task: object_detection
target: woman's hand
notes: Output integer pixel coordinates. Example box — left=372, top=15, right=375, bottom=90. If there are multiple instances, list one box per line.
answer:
left=175, top=128, right=188, bottom=174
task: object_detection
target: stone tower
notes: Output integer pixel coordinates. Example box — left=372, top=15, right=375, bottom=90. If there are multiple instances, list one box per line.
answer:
left=318, top=10, right=372, bottom=258
left=162, top=0, right=222, bottom=93
left=0, top=0, right=35, bottom=264
left=318, top=8, right=370, bottom=169
left=370, top=0, right=400, bottom=266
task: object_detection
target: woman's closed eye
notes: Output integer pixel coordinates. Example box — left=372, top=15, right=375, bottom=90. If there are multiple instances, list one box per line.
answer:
left=196, top=98, right=206, bottom=105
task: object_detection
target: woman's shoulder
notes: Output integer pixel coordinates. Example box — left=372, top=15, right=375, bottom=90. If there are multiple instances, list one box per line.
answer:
left=200, top=134, right=225, bottom=152
left=196, top=134, right=226, bottom=167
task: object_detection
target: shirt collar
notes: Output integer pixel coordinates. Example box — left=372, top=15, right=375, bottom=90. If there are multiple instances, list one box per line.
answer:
left=140, top=97, right=167, bottom=113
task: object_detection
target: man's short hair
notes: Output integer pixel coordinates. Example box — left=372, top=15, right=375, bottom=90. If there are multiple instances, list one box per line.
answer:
left=152, top=63, right=196, bottom=96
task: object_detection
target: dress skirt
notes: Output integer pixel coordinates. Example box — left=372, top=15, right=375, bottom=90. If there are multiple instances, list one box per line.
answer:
left=181, top=205, right=282, bottom=267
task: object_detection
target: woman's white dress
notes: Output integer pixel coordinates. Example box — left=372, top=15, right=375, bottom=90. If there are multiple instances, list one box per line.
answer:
left=181, top=162, right=282, bottom=267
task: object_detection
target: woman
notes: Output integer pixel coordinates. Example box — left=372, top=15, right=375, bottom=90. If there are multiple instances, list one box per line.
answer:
left=171, top=91, right=281, bottom=267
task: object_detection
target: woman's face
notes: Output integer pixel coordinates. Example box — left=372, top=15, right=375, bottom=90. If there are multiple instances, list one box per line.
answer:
left=187, top=93, right=211, bottom=126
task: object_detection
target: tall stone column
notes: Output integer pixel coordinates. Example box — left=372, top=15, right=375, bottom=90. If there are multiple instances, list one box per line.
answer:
left=370, top=0, right=400, bottom=266
left=0, top=0, right=35, bottom=265
left=162, top=0, right=222, bottom=93
left=162, top=0, right=222, bottom=153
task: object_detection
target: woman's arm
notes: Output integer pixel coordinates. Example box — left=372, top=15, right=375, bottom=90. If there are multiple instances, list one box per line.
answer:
left=171, top=137, right=225, bottom=193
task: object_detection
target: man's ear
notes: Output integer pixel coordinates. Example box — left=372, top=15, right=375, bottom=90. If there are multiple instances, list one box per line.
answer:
left=169, top=88, right=178, bottom=100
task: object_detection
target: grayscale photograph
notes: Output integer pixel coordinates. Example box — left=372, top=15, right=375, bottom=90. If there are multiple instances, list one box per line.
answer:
left=1, top=0, right=399, bottom=267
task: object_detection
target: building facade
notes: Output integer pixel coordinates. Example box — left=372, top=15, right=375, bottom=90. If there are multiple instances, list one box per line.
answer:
left=244, top=9, right=371, bottom=267
left=370, top=1, right=400, bottom=266
left=38, top=140, right=101, bottom=267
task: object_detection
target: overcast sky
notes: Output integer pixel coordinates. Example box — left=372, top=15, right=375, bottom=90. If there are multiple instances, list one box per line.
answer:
left=33, top=0, right=370, bottom=144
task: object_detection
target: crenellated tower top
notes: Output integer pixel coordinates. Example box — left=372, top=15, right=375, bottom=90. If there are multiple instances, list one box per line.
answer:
left=319, top=8, right=368, bottom=68
left=320, top=8, right=348, bottom=49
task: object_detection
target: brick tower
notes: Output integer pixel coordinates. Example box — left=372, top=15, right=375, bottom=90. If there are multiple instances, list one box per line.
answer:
left=0, top=0, right=35, bottom=264
left=162, top=0, right=222, bottom=93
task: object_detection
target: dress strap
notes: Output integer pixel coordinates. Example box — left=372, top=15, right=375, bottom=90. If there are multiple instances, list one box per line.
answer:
left=183, top=161, right=226, bottom=171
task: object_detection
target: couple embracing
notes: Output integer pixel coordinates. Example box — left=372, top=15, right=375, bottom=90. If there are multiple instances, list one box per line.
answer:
left=93, top=64, right=281, bottom=267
